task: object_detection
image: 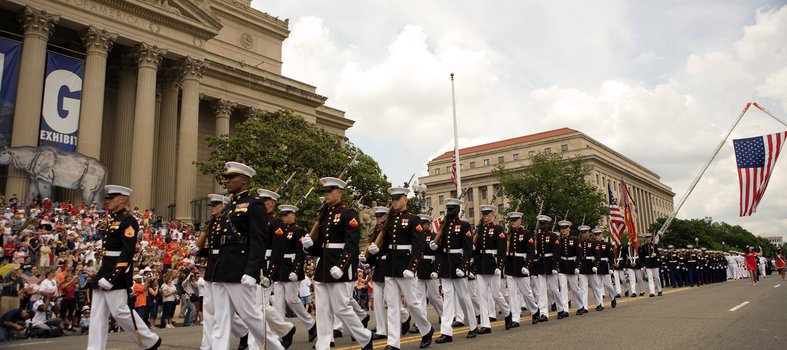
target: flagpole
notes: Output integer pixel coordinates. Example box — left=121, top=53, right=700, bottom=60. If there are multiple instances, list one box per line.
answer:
left=451, top=73, right=462, bottom=195
left=753, top=103, right=787, bottom=127
left=655, top=102, right=753, bottom=243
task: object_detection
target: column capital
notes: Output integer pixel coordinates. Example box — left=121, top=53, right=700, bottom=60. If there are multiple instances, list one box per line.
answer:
left=245, top=107, right=263, bottom=120
left=214, top=99, right=236, bottom=118
left=136, top=43, right=167, bottom=69
left=180, top=57, right=205, bottom=81
left=20, top=6, right=60, bottom=40
left=83, top=26, right=117, bottom=56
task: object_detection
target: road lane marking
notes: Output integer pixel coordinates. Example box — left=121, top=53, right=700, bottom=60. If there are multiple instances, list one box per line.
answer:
left=0, top=341, right=54, bottom=347
left=775, top=284, right=781, bottom=288
left=729, top=301, right=749, bottom=312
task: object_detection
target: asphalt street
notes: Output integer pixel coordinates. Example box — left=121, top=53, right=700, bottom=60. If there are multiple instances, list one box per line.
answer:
left=3, top=276, right=785, bottom=350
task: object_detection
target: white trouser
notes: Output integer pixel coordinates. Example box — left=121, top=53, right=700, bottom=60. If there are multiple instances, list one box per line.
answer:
left=315, top=282, right=371, bottom=350
left=727, top=264, right=735, bottom=279
left=613, top=270, right=626, bottom=295
left=507, top=276, right=538, bottom=323
left=87, top=289, right=160, bottom=350
left=261, top=284, right=295, bottom=336
left=333, top=282, right=370, bottom=331
left=273, top=281, right=316, bottom=330
left=418, top=279, right=443, bottom=319
left=646, top=268, right=663, bottom=294
left=590, top=274, right=615, bottom=307
left=759, top=263, right=766, bottom=277
left=439, top=278, right=477, bottom=336
left=468, top=278, right=480, bottom=315
left=635, top=269, right=645, bottom=294
left=476, top=274, right=510, bottom=328
left=201, top=282, right=249, bottom=350
left=577, top=274, right=591, bottom=310
left=371, top=281, right=409, bottom=336
left=535, top=274, right=561, bottom=316
left=212, top=282, right=282, bottom=350
left=385, top=277, right=431, bottom=348
left=627, top=269, right=638, bottom=294
left=558, top=273, right=580, bottom=312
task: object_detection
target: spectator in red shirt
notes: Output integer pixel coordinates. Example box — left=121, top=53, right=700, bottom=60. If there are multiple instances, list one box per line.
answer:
left=59, top=272, right=78, bottom=331
left=162, top=250, right=173, bottom=271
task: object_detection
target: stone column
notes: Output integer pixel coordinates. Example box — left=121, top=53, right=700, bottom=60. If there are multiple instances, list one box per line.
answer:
left=129, top=43, right=166, bottom=209
left=154, top=68, right=180, bottom=213
left=213, top=99, right=235, bottom=192
left=110, top=55, right=137, bottom=186
left=6, top=7, right=59, bottom=202
left=175, top=57, right=205, bottom=222
left=77, top=26, right=116, bottom=161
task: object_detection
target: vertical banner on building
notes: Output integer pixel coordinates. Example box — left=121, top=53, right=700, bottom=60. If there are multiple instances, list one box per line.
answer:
left=39, top=51, right=84, bottom=152
left=0, top=37, right=21, bottom=148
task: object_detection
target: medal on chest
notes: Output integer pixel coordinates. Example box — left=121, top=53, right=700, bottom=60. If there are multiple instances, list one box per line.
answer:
left=333, top=214, right=341, bottom=224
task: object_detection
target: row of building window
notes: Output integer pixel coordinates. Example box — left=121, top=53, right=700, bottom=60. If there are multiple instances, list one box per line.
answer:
left=434, top=144, right=569, bottom=175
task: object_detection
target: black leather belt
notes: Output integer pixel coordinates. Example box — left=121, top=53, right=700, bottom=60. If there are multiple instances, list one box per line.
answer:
left=220, top=235, right=248, bottom=245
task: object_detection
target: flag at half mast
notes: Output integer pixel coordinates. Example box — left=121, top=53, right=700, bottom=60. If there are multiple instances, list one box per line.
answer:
left=733, top=131, right=787, bottom=216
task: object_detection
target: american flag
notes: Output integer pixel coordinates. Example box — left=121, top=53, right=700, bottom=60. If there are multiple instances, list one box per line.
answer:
left=450, top=157, right=457, bottom=187
left=733, top=131, right=787, bottom=216
left=607, top=182, right=624, bottom=246
left=432, top=215, right=444, bottom=235
left=619, top=180, right=639, bottom=250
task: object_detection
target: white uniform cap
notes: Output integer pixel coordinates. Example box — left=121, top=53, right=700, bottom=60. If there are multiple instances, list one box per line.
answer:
left=278, top=204, right=299, bottom=213
left=418, top=214, right=433, bottom=222
left=319, top=177, right=347, bottom=190
left=592, top=228, right=604, bottom=235
left=373, top=206, right=390, bottom=215
left=537, top=214, right=551, bottom=222
left=208, top=194, right=230, bottom=204
left=558, top=220, right=572, bottom=227
left=257, top=189, right=280, bottom=200
left=387, top=187, right=410, bottom=196
left=643, top=232, right=653, bottom=237
left=507, top=212, right=523, bottom=220
left=578, top=225, right=591, bottom=231
left=223, top=161, right=256, bottom=177
left=445, top=198, right=462, bottom=207
left=105, top=185, right=133, bottom=197
left=480, top=204, right=496, bottom=213
left=687, top=244, right=694, bottom=249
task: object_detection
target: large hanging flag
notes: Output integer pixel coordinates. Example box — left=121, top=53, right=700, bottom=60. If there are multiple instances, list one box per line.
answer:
left=619, top=180, right=639, bottom=250
left=450, top=156, right=458, bottom=187
left=607, top=182, right=624, bottom=246
left=733, top=131, right=787, bottom=216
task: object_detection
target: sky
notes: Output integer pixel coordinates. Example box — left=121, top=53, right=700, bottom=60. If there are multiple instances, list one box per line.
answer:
left=254, top=0, right=787, bottom=240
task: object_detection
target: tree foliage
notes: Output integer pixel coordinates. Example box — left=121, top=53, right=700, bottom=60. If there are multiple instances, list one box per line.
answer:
left=496, top=153, right=607, bottom=231
left=196, top=109, right=391, bottom=223
left=651, top=217, right=779, bottom=256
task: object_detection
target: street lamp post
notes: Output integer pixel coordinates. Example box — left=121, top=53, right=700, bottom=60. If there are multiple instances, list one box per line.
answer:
left=414, top=183, right=428, bottom=214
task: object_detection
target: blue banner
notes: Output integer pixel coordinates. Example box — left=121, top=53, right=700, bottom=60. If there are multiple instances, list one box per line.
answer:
left=0, top=37, right=21, bottom=149
left=39, top=51, right=84, bottom=152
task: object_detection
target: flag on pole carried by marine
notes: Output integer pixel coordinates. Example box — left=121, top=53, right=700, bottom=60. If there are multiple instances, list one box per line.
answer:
left=733, top=131, right=787, bottom=216
left=607, top=182, right=624, bottom=246
left=620, top=179, right=639, bottom=250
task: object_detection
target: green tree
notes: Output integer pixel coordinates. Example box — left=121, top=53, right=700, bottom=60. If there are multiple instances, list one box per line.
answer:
left=196, top=109, right=391, bottom=224
left=495, top=153, right=606, bottom=231
left=651, top=217, right=777, bottom=256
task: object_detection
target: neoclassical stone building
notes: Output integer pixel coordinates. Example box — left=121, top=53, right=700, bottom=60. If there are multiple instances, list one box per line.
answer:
left=0, top=0, right=352, bottom=222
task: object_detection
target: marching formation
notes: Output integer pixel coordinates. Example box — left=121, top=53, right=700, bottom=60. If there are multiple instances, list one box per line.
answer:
left=86, top=161, right=752, bottom=350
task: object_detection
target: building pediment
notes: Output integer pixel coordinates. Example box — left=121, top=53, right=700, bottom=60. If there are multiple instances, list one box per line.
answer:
left=108, top=0, right=223, bottom=40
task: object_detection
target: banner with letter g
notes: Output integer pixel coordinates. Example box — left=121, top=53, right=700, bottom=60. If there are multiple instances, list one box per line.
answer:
left=39, top=51, right=83, bottom=152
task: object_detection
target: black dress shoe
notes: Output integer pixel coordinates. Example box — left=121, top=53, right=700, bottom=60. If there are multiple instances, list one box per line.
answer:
left=451, top=321, right=464, bottom=327
left=557, top=311, right=564, bottom=319
left=576, top=308, right=584, bottom=316
left=504, top=312, right=512, bottom=330
left=639, top=293, right=644, bottom=296
left=146, top=337, right=162, bottom=350
left=649, top=293, right=655, bottom=297
left=384, top=346, right=399, bottom=350
left=658, top=291, right=663, bottom=296
left=362, top=340, right=373, bottom=350
left=372, top=333, right=387, bottom=340
left=562, top=311, right=570, bottom=318
left=631, top=293, right=637, bottom=298
left=281, top=326, right=296, bottom=349
left=539, top=315, right=548, bottom=322
left=624, top=291, right=630, bottom=297
left=362, top=314, right=371, bottom=328
left=615, top=294, right=621, bottom=298
left=466, top=329, right=477, bottom=338
left=477, top=327, right=491, bottom=335
left=419, top=327, right=434, bottom=348
left=238, top=334, right=249, bottom=350
left=550, top=303, right=557, bottom=312
left=331, top=341, right=336, bottom=348
left=489, top=317, right=497, bottom=322
left=410, top=325, right=420, bottom=334
left=611, top=299, right=617, bottom=308
left=401, top=316, right=411, bottom=335
left=532, top=314, right=540, bottom=324
left=334, top=329, right=343, bottom=338
left=435, top=335, right=453, bottom=344
left=509, top=321, right=520, bottom=329
left=308, top=325, right=318, bottom=342
left=596, top=305, right=604, bottom=311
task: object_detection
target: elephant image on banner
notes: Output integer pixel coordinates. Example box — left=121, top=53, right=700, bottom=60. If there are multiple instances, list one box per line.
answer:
left=0, top=146, right=107, bottom=206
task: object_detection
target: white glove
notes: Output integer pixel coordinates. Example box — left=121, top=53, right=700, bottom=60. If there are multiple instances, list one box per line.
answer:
left=288, top=272, right=298, bottom=281
left=574, top=268, right=580, bottom=274
left=261, top=276, right=271, bottom=288
left=430, top=272, right=438, bottom=279
left=521, top=267, right=530, bottom=276
left=302, top=235, right=314, bottom=249
left=403, top=270, right=415, bottom=279
left=240, top=274, right=257, bottom=287
left=189, top=243, right=199, bottom=254
left=98, top=278, right=113, bottom=290
left=468, top=272, right=476, bottom=279
left=455, top=269, right=465, bottom=278
left=368, top=243, right=380, bottom=255
left=494, top=268, right=502, bottom=276
left=592, top=267, right=598, bottom=273
left=330, top=266, right=344, bottom=279
left=429, top=241, right=439, bottom=251
left=651, top=253, right=656, bottom=258
left=552, top=269, right=558, bottom=275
